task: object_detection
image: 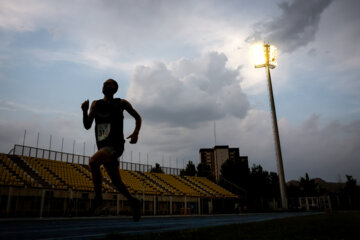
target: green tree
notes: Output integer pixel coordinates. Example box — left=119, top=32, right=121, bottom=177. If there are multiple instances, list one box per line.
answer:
left=344, top=175, right=360, bottom=209
left=287, top=184, right=302, bottom=198
left=150, top=163, right=163, bottom=173
left=344, top=175, right=359, bottom=195
left=248, top=164, right=270, bottom=198
left=180, top=161, right=197, bottom=176
left=269, top=171, right=280, bottom=199
left=197, top=162, right=215, bottom=181
left=244, top=164, right=281, bottom=210
left=246, top=164, right=281, bottom=199
left=220, top=158, right=249, bottom=189
left=299, top=173, right=318, bottom=196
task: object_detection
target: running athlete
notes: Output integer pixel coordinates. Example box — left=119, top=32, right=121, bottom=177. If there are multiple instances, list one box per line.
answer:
left=81, top=78, right=142, bottom=221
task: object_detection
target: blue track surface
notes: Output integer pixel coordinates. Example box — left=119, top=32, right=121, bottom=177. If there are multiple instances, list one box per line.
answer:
left=0, top=212, right=320, bottom=240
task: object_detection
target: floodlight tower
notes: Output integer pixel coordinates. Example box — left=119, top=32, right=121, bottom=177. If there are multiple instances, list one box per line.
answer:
left=254, top=43, right=288, bottom=209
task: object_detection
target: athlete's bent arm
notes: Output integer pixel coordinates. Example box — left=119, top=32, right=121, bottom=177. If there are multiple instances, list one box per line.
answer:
left=124, top=101, right=142, bottom=144
left=82, top=100, right=96, bottom=130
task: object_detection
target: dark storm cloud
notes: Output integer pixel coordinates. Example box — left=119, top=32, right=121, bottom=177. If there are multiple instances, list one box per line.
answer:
left=247, top=0, right=333, bottom=53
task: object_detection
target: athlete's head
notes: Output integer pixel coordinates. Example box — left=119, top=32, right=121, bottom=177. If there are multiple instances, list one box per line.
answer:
left=102, top=79, right=118, bottom=96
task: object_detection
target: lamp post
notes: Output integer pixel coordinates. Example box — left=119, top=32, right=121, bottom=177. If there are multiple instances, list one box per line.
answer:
left=254, top=43, right=288, bottom=209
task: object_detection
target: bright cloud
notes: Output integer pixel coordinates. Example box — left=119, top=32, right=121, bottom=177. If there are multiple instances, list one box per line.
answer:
left=127, top=52, right=250, bottom=128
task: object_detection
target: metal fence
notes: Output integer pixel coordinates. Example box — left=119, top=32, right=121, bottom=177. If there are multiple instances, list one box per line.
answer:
left=12, top=144, right=182, bottom=175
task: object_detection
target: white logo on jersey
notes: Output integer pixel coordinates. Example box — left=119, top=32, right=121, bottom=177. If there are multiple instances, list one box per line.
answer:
left=97, top=123, right=111, bottom=141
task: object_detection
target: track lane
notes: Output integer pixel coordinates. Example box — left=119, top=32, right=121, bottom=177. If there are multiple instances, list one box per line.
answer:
left=0, top=212, right=320, bottom=240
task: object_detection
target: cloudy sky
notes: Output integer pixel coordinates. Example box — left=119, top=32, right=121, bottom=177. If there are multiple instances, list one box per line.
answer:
left=0, top=0, right=359, bottom=182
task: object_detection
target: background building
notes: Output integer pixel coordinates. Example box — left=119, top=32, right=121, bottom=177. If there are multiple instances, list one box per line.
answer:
left=199, top=146, right=248, bottom=182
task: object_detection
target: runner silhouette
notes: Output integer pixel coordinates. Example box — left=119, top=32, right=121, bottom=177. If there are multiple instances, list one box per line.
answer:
left=82, top=78, right=142, bottom=221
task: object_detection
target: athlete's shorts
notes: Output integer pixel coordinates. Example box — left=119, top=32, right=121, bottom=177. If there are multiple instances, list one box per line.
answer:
left=100, top=145, right=124, bottom=167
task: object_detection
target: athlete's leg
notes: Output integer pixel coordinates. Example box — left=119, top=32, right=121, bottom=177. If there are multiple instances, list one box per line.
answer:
left=89, top=149, right=110, bottom=202
left=99, top=145, right=135, bottom=202
left=103, top=146, right=141, bottom=221
left=104, top=161, right=141, bottom=221
left=103, top=161, right=137, bottom=202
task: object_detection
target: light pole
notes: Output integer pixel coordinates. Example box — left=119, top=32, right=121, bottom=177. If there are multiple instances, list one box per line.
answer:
left=254, top=43, right=288, bottom=209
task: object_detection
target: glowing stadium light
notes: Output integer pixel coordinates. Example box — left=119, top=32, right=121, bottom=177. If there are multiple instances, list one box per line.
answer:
left=253, top=42, right=287, bottom=209
left=253, top=43, right=277, bottom=69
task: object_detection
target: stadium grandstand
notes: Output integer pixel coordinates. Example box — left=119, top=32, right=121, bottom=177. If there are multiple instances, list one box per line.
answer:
left=0, top=145, right=241, bottom=217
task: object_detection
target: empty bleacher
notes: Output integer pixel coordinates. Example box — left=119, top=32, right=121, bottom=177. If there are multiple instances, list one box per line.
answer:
left=0, top=153, right=37, bottom=187
left=143, top=172, right=182, bottom=196
left=37, top=158, right=94, bottom=192
left=22, top=156, right=67, bottom=190
left=148, top=173, right=204, bottom=197
left=128, top=170, right=168, bottom=195
left=0, top=161, right=23, bottom=187
left=187, top=176, right=237, bottom=198
left=0, top=153, right=238, bottom=199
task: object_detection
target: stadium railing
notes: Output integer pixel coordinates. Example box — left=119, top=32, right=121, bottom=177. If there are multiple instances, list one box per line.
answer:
left=12, top=144, right=183, bottom=175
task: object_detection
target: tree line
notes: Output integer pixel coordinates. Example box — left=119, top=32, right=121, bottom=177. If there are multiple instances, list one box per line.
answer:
left=151, top=159, right=360, bottom=209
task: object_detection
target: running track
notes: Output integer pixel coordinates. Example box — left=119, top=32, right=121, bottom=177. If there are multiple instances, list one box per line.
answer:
left=0, top=212, right=320, bottom=240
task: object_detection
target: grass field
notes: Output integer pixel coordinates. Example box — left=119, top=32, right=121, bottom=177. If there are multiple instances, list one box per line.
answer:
left=103, top=211, right=360, bottom=240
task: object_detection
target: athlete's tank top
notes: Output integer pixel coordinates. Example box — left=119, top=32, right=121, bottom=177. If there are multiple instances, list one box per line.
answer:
left=94, top=98, right=125, bottom=149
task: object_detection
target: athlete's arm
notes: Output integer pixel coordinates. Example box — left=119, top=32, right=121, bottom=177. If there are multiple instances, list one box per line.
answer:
left=82, top=100, right=96, bottom=130
left=124, top=100, right=142, bottom=144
